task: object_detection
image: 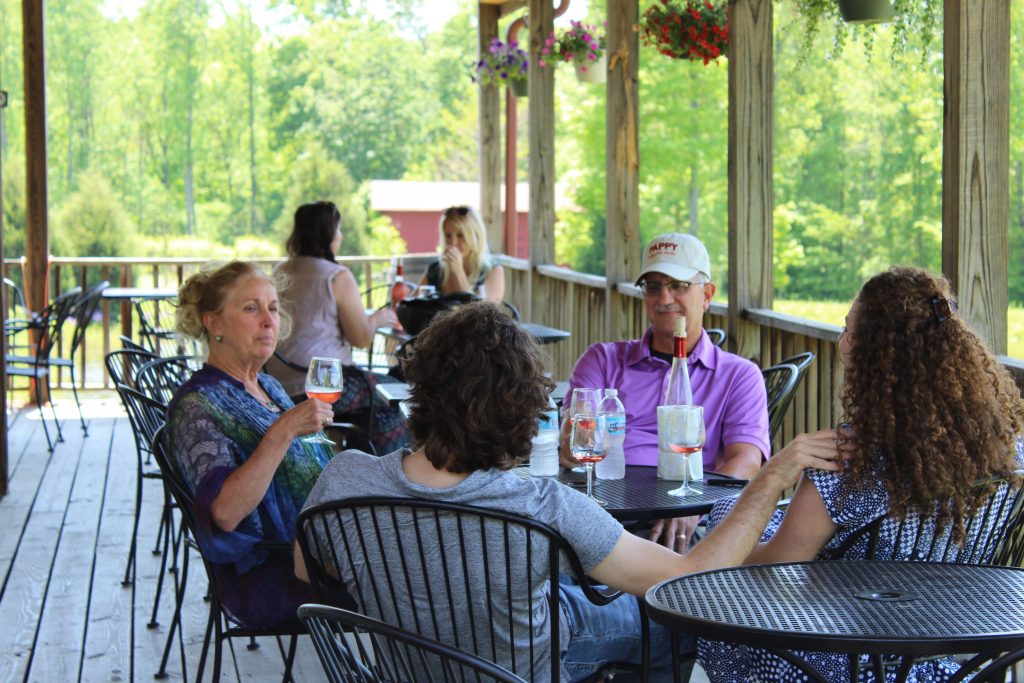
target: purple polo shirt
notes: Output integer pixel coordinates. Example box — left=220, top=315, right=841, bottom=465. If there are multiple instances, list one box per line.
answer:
left=566, top=328, right=770, bottom=469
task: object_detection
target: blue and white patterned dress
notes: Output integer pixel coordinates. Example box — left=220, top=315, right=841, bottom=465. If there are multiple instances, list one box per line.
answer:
left=697, top=437, right=1024, bottom=683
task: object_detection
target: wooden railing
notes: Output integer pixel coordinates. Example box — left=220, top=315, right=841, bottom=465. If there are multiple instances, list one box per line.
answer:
left=6, top=254, right=1021, bottom=443
left=2, top=254, right=434, bottom=390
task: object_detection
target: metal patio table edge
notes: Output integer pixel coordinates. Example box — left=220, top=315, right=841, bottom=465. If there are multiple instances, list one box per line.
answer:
left=644, top=560, right=1024, bottom=683
left=514, top=465, right=745, bottom=523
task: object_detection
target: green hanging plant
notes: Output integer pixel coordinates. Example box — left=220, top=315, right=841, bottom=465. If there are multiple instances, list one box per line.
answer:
left=791, top=0, right=942, bottom=60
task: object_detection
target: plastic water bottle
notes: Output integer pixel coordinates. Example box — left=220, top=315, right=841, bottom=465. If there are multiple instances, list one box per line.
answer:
left=596, top=388, right=626, bottom=480
left=529, top=397, right=560, bottom=477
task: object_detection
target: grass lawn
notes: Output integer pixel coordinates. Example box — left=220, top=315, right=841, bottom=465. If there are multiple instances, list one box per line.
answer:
left=774, top=300, right=1024, bottom=359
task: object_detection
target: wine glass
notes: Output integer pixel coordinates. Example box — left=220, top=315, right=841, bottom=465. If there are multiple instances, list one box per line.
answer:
left=570, top=412, right=609, bottom=506
left=663, top=405, right=705, bottom=497
left=567, top=388, right=602, bottom=472
left=304, top=357, right=343, bottom=445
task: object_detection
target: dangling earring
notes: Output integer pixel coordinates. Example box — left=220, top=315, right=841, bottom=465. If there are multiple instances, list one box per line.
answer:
left=215, top=335, right=223, bottom=343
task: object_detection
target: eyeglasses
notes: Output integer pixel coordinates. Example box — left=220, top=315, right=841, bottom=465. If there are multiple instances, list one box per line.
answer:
left=443, top=206, right=470, bottom=217
left=638, top=279, right=705, bottom=297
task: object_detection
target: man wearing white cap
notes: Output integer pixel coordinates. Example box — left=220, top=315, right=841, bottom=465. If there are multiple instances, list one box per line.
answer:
left=561, top=232, right=769, bottom=552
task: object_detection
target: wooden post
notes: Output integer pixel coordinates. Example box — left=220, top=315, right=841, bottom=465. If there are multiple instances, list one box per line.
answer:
left=605, top=0, right=640, bottom=342
left=22, top=0, right=48, bottom=317
left=942, top=0, right=1009, bottom=354
left=22, top=0, right=49, bottom=406
left=527, top=0, right=555, bottom=321
left=478, top=3, right=502, bottom=252
left=727, top=0, right=773, bottom=360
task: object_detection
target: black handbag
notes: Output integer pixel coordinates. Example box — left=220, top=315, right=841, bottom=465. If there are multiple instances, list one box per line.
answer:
left=395, top=292, right=480, bottom=336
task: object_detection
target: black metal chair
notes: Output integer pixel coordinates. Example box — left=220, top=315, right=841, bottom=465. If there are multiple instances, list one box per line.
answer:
left=822, top=472, right=1024, bottom=566
left=964, top=645, right=1024, bottom=682
left=43, top=280, right=109, bottom=434
left=706, top=328, right=726, bottom=348
left=5, top=286, right=82, bottom=452
left=114, top=384, right=172, bottom=606
left=778, top=351, right=815, bottom=379
left=3, top=277, right=31, bottom=352
left=149, top=426, right=302, bottom=683
left=296, top=497, right=631, bottom=682
left=298, top=604, right=528, bottom=683
left=134, top=297, right=180, bottom=356
left=119, top=334, right=152, bottom=355
left=135, top=355, right=195, bottom=406
left=761, top=362, right=801, bottom=447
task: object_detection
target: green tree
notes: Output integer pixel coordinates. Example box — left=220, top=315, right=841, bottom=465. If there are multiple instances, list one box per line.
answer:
left=52, top=170, right=138, bottom=257
left=271, top=144, right=368, bottom=256
left=266, top=17, right=429, bottom=183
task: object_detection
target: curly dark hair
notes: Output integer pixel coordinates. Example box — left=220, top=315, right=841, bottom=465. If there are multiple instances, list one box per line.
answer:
left=285, top=201, right=340, bottom=262
left=842, top=266, right=1023, bottom=540
left=403, top=302, right=555, bottom=473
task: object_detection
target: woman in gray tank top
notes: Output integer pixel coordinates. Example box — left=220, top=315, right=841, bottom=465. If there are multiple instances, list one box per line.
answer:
left=265, top=201, right=410, bottom=454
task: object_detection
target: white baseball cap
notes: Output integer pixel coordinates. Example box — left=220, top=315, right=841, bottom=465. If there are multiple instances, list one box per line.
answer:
left=635, top=232, right=712, bottom=285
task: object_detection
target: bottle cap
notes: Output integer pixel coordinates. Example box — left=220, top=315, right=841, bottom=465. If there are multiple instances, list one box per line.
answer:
left=605, top=388, right=618, bottom=397
left=674, top=316, right=687, bottom=337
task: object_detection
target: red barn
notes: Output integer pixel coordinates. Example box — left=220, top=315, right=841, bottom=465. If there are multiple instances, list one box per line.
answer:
left=369, top=180, right=530, bottom=258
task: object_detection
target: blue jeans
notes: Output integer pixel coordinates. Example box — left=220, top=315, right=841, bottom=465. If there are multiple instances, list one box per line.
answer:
left=559, top=583, right=693, bottom=683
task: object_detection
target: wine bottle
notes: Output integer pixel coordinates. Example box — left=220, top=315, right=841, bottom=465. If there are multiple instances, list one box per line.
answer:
left=390, top=260, right=413, bottom=308
left=663, top=316, right=693, bottom=406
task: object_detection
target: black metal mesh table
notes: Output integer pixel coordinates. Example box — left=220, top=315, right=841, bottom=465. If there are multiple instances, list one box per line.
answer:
left=646, top=561, right=1024, bottom=682
left=514, top=465, right=744, bottom=523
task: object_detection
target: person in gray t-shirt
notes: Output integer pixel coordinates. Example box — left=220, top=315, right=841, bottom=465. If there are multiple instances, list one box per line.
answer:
left=297, top=303, right=846, bottom=682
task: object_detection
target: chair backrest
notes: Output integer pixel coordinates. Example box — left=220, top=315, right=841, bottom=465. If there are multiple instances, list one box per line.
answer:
left=135, top=355, right=194, bottom=405
left=298, top=604, right=527, bottom=683
left=119, top=334, right=151, bottom=355
left=296, top=497, right=620, bottom=682
left=823, top=473, right=1024, bottom=566
left=134, top=298, right=179, bottom=356
left=778, top=351, right=815, bottom=379
left=706, top=328, right=726, bottom=348
left=28, top=286, right=82, bottom=359
left=66, top=281, right=110, bottom=356
left=762, top=363, right=800, bottom=446
left=105, top=348, right=158, bottom=389
left=3, top=277, right=27, bottom=315
left=115, top=383, right=167, bottom=462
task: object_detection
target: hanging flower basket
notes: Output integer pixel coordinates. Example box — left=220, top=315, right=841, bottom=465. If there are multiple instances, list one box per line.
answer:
left=837, top=0, right=894, bottom=24
left=638, top=0, right=728, bottom=65
left=574, top=52, right=607, bottom=84
left=540, top=21, right=608, bottom=84
left=510, top=77, right=528, bottom=98
left=472, top=38, right=529, bottom=94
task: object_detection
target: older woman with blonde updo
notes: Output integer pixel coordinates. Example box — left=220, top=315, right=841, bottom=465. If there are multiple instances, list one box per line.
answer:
left=169, top=260, right=336, bottom=628
left=421, top=205, right=505, bottom=301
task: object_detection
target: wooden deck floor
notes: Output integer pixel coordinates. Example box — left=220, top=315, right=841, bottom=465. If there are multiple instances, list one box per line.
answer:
left=0, top=394, right=325, bottom=682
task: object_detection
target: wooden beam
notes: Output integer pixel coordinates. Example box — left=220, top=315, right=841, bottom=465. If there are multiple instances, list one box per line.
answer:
left=942, top=0, right=1009, bottom=354
left=605, top=0, right=640, bottom=342
left=22, top=0, right=48, bottom=315
left=727, top=0, right=773, bottom=361
left=478, top=3, right=502, bottom=250
left=527, top=0, right=555, bottom=319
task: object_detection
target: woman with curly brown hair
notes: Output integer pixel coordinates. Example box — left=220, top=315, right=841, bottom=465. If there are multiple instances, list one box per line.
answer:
left=298, top=302, right=842, bottom=682
left=699, top=266, right=1024, bottom=683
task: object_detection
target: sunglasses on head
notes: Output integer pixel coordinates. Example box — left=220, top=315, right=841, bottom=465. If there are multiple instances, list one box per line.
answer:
left=444, top=206, right=470, bottom=217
